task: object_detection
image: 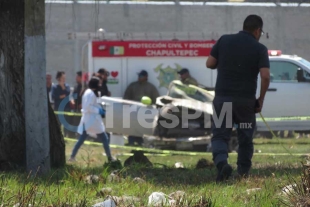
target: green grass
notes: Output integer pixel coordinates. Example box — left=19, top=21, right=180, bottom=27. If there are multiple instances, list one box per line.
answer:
left=0, top=138, right=310, bottom=206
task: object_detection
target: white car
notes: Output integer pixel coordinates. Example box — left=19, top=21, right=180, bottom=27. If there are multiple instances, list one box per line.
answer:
left=256, top=50, right=310, bottom=133
left=98, top=81, right=215, bottom=138
left=99, top=97, right=158, bottom=137
left=98, top=81, right=238, bottom=151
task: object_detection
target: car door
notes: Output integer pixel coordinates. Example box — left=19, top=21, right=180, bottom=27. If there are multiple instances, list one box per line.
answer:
left=100, top=96, right=159, bottom=137
left=256, top=59, right=310, bottom=131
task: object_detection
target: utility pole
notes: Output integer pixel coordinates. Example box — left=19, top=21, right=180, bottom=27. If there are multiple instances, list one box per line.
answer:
left=73, top=0, right=80, bottom=73
left=0, top=0, right=66, bottom=174
left=25, top=0, right=51, bottom=175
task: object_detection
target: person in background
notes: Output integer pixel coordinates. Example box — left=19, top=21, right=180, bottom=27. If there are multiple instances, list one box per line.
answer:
left=70, top=71, right=84, bottom=137
left=82, top=72, right=89, bottom=89
left=177, top=68, right=198, bottom=86
left=124, top=70, right=159, bottom=104
left=98, top=68, right=111, bottom=97
left=46, top=73, right=54, bottom=108
left=51, top=71, right=71, bottom=137
left=68, top=76, right=115, bottom=162
left=123, top=70, right=160, bottom=146
left=97, top=69, right=113, bottom=141
left=72, top=71, right=84, bottom=111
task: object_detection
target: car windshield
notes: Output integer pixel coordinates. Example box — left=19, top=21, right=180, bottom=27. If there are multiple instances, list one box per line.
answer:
left=168, top=83, right=213, bottom=102
left=298, top=58, right=310, bottom=68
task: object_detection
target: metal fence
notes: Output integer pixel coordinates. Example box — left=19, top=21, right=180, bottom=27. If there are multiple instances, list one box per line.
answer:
left=46, top=0, right=310, bottom=4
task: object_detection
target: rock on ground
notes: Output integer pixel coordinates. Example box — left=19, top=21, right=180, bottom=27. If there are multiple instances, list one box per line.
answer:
left=107, top=173, right=121, bottom=183
left=124, top=151, right=153, bottom=167
left=85, top=175, right=99, bottom=184
left=93, top=199, right=116, bottom=207
left=174, top=162, right=184, bottom=169
left=246, top=188, right=262, bottom=195
left=282, top=184, right=297, bottom=196
left=133, top=177, right=145, bottom=184
left=148, top=192, right=169, bottom=207
left=169, top=191, right=186, bottom=202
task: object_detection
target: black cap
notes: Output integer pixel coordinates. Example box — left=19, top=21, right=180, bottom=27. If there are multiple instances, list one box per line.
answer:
left=137, top=70, right=148, bottom=77
left=177, top=68, right=189, bottom=75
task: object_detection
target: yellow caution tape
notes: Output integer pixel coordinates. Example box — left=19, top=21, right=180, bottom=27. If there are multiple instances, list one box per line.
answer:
left=65, top=138, right=304, bottom=156
left=259, top=112, right=294, bottom=156
left=65, top=137, right=208, bottom=156
left=54, top=111, right=82, bottom=116
left=115, top=153, right=170, bottom=157
left=259, top=112, right=277, bottom=138
left=58, top=109, right=303, bottom=158
left=256, top=116, right=310, bottom=122
left=55, top=111, right=310, bottom=122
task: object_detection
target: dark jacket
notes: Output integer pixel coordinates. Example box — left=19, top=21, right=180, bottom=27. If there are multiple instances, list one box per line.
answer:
left=51, top=83, right=71, bottom=111
left=73, top=83, right=83, bottom=111
left=99, top=81, right=109, bottom=96
left=123, top=81, right=159, bottom=104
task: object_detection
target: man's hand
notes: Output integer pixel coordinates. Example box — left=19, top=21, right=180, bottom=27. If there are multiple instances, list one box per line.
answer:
left=60, top=94, right=66, bottom=99
left=255, top=97, right=264, bottom=113
left=257, top=67, right=270, bottom=113
left=69, top=100, right=75, bottom=109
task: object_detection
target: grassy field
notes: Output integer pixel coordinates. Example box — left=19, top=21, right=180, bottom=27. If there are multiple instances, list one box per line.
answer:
left=1, top=137, right=310, bottom=206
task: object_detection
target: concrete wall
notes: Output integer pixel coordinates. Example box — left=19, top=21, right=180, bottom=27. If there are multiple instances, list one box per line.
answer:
left=46, top=3, right=310, bottom=86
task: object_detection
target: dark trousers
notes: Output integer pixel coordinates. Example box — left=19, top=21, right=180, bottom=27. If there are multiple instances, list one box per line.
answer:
left=211, top=96, right=256, bottom=175
left=71, top=126, right=111, bottom=159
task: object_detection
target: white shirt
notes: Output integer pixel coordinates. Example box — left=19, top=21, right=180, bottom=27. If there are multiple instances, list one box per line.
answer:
left=77, top=89, right=105, bottom=135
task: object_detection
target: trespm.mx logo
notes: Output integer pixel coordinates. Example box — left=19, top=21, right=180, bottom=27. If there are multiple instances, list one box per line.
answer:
left=235, top=123, right=252, bottom=129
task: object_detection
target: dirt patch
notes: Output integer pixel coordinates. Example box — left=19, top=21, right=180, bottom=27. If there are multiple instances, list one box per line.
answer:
left=195, top=158, right=214, bottom=169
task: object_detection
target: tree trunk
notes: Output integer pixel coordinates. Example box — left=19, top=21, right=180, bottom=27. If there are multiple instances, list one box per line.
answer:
left=48, top=96, right=66, bottom=168
left=0, top=0, right=65, bottom=172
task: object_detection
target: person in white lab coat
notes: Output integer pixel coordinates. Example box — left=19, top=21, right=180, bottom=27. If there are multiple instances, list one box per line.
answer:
left=68, top=76, right=115, bottom=162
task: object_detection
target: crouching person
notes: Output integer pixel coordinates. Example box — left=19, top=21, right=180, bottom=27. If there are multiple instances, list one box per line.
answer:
left=68, top=76, right=115, bottom=162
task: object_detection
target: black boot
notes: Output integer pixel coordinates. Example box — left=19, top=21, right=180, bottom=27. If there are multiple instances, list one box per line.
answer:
left=216, top=161, right=233, bottom=183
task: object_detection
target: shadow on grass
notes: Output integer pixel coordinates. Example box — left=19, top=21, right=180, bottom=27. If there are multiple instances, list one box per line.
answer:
left=117, top=163, right=303, bottom=186
left=0, top=157, right=305, bottom=188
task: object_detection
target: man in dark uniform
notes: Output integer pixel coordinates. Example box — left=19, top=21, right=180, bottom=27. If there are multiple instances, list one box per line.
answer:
left=123, top=70, right=159, bottom=146
left=206, top=14, right=270, bottom=182
left=70, top=71, right=84, bottom=137
left=98, top=68, right=111, bottom=97
left=73, top=71, right=83, bottom=111
left=177, top=68, right=198, bottom=86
